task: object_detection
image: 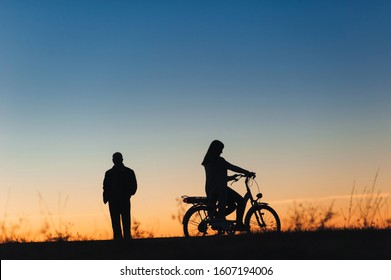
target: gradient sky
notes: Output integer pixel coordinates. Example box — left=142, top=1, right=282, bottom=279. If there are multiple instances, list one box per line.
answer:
left=1, top=0, right=391, bottom=238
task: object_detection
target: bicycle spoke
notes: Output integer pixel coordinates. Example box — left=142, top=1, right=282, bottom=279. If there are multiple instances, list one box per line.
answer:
left=183, top=206, right=215, bottom=237
left=245, top=205, right=281, bottom=233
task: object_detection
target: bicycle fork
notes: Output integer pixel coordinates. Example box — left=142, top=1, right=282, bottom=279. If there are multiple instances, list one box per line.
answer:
left=253, top=209, right=267, bottom=228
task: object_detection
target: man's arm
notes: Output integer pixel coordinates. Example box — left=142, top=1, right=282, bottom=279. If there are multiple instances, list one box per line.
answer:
left=103, top=170, right=110, bottom=204
left=129, top=169, right=137, bottom=196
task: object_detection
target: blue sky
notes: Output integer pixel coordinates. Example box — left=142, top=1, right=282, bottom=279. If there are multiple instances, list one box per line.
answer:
left=1, top=0, right=391, bottom=236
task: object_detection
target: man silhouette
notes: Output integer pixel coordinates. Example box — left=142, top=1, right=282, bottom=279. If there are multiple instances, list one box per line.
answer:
left=103, top=152, right=137, bottom=240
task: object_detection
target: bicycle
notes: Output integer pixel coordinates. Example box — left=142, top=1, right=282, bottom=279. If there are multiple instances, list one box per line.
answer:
left=181, top=174, right=281, bottom=237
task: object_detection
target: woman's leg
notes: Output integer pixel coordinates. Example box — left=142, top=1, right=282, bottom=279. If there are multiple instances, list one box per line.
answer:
left=207, top=192, right=218, bottom=219
left=216, top=189, right=228, bottom=220
left=226, top=187, right=245, bottom=224
left=225, top=190, right=237, bottom=216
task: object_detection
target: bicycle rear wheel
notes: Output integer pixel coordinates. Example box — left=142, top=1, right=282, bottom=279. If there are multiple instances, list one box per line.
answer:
left=183, top=205, right=211, bottom=237
left=244, top=204, right=281, bottom=233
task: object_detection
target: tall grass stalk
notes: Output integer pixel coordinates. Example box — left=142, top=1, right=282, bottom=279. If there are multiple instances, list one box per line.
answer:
left=342, top=182, right=356, bottom=228
left=172, top=197, right=186, bottom=224
left=131, top=218, right=155, bottom=238
left=288, top=170, right=389, bottom=231
left=356, top=170, right=388, bottom=228
left=341, top=169, right=389, bottom=229
left=37, top=191, right=72, bottom=241
left=287, top=201, right=337, bottom=231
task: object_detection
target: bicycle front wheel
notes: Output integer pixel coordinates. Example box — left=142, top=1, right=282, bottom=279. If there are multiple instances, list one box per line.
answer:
left=183, top=205, right=211, bottom=237
left=245, top=204, right=281, bottom=233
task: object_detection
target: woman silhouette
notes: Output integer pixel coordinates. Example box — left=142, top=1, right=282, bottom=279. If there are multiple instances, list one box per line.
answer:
left=201, top=140, right=255, bottom=230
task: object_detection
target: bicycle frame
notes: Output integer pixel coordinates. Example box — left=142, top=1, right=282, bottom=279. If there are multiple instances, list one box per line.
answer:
left=242, top=176, right=268, bottom=208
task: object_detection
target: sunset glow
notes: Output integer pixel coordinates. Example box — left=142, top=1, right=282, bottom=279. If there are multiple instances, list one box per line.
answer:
left=1, top=0, right=390, bottom=241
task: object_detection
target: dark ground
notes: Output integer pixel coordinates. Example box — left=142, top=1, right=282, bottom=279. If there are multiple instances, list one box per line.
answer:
left=1, top=229, right=390, bottom=260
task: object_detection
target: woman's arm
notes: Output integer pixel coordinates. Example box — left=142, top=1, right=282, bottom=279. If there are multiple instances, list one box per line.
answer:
left=224, top=158, right=253, bottom=176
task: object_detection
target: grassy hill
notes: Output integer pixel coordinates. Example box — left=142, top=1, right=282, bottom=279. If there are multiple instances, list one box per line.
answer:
left=1, top=229, right=390, bottom=260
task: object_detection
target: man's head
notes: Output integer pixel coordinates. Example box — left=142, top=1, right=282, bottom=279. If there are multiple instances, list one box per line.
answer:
left=112, top=152, right=123, bottom=165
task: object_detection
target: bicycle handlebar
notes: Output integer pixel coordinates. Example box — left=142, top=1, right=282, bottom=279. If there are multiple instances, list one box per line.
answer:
left=232, top=172, right=256, bottom=182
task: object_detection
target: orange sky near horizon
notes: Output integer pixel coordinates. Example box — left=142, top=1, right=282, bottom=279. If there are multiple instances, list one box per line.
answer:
left=1, top=156, right=390, bottom=241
